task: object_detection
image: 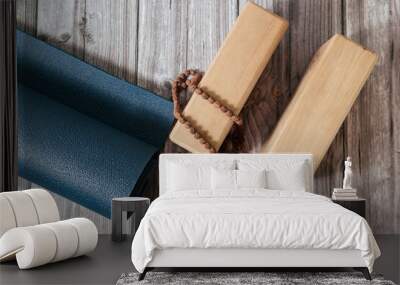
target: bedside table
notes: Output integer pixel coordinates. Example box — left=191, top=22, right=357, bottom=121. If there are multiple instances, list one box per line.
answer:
left=332, top=198, right=366, bottom=218
left=112, top=197, right=150, bottom=242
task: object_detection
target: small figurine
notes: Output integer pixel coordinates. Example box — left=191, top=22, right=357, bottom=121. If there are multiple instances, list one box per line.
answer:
left=343, top=156, right=353, bottom=189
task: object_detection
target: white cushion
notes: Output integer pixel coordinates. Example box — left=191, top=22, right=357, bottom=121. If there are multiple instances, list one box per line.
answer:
left=211, top=169, right=268, bottom=190
left=0, top=197, right=17, bottom=237
left=211, top=168, right=236, bottom=190
left=64, top=218, right=98, bottom=257
left=0, top=189, right=60, bottom=237
left=0, top=191, right=39, bottom=227
left=266, top=166, right=307, bottom=191
left=24, top=189, right=60, bottom=223
left=42, top=221, right=79, bottom=262
left=167, top=160, right=235, bottom=191
left=0, top=218, right=98, bottom=269
left=238, top=159, right=309, bottom=191
left=160, top=154, right=313, bottom=195
left=236, top=169, right=267, bottom=189
left=1, top=226, right=57, bottom=268
left=167, top=163, right=211, bottom=191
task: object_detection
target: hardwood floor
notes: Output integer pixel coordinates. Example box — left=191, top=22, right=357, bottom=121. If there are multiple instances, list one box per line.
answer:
left=0, top=235, right=398, bottom=285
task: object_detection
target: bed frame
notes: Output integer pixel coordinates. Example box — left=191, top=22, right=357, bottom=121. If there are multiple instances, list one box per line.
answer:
left=140, top=248, right=370, bottom=280
left=138, top=154, right=372, bottom=281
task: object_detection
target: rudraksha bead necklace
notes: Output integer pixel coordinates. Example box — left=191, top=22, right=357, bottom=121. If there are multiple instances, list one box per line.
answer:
left=171, top=69, right=243, bottom=153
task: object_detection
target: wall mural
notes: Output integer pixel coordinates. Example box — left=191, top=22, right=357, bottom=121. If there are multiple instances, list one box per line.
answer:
left=16, top=0, right=399, bottom=234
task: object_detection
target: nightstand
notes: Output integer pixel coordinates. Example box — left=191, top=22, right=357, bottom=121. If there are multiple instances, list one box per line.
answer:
left=332, top=198, right=366, bottom=218
left=111, top=197, right=150, bottom=242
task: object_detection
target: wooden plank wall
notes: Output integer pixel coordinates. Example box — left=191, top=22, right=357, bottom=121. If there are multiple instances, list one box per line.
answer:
left=16, top=0, right=399, bottom=234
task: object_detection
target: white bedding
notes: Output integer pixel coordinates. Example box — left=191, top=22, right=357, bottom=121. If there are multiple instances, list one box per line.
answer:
left=131, top=190, right=380, bottom=273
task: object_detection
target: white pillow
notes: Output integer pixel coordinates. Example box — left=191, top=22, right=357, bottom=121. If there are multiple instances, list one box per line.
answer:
left=167, top=163, right=210, bottom=191
left=266, top=167, right=306, bottom=191
left=167, top=160, right=235, bottom=191
left=211, top=168, right=236, bottom=190
left=211, top=169, right=267, bottom=190
left=236, top=169, right=267, bottom=188
left=238, top=159, right=309, bottom=191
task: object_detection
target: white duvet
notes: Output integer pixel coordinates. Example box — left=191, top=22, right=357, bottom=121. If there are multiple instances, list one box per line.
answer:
left=131, top=190, right=380, bottom=272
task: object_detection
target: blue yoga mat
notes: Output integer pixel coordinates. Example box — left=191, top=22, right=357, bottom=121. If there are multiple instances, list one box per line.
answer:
left=17, top=30, right=174, bottom=217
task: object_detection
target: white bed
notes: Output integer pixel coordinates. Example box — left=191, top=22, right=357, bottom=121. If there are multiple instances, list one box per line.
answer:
left=131, top=154, right=380, bottom=280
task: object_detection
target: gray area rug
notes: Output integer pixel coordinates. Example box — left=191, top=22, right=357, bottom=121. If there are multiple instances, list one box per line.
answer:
left=117, top=272, right=396, bottom=285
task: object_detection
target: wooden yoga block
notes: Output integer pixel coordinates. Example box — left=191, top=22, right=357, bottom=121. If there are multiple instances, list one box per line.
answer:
left=169, top=2, right=288, bottom=153
left=262, top=34, right=377, bottom=170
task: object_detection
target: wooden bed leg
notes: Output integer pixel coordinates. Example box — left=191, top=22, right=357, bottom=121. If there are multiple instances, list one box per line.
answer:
left=354, top=267, right=372, bottom=280
left=138, top=268, right=148, bottom=281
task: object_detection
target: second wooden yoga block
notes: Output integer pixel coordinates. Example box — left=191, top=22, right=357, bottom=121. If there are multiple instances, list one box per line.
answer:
left=169, top=2, right=288, bottom=153
left=262, top=34, right=377, bottom=170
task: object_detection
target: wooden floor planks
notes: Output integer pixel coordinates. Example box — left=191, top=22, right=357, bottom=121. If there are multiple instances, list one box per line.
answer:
left=16, top=0, right=399, bottom=234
